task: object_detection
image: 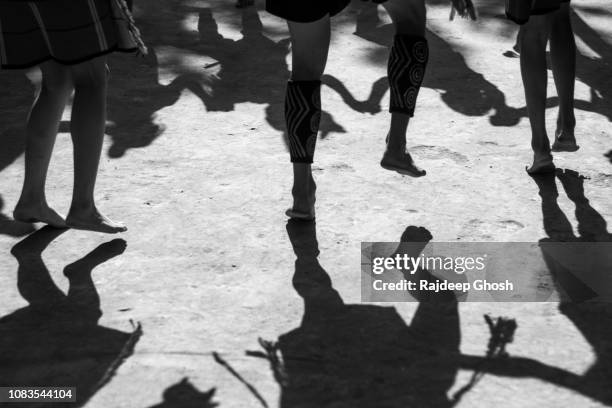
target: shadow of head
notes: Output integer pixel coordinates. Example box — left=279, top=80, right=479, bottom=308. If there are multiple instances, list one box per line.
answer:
left=149, top=378, right=218, bottom=408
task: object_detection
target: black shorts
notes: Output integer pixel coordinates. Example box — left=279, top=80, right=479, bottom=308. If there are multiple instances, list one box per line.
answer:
left=266, top=0, right=389, bottom=23
left=265, top=0, right=351, bottom=22
left=531, top=0, right=571, bottom=15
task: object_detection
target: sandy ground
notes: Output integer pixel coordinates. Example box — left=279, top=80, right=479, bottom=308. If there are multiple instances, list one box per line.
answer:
left=0, top=0, right=611, bottom=407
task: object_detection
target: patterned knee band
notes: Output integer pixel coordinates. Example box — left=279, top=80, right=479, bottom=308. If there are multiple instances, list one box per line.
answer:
left=285, top=80, right=321, bottom=164
left=388, top=35, right=429, bottom=116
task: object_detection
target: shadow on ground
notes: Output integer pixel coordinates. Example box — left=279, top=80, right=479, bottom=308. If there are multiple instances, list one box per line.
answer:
left=242, top=199, right=612, bottom=406
left=250, top=220, right=464, bottom=407
left=0, top=227, right=141, bottom=407
left=531, top=169, right=612, bottom=404
left=571, top=7, right=612, bottom=123
left=448, top=172, right=612, bottom=405
left=148, top=378, right=218, bottom=408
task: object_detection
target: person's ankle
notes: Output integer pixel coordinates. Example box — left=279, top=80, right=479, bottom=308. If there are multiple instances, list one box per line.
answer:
left=533, top=149, right=552, bottom=159
left=69, top=200, right=96, bottom=214
left=385, top=140, right=406, bottom=153
left=555, top=128, right=575, bottom=140
left=16, top=193, right=47, bottom=207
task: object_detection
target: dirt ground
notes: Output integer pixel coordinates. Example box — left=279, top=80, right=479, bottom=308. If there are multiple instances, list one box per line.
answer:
left=0, top=0, right=611, bottom=407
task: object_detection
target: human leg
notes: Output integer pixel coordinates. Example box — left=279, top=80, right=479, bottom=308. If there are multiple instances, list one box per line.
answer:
left=519, top=14, right=555, bottom=174
left=65, top=57, right=126, bottom=233
left=380, top=0, right=427, bottom=177
left=14, top=62, right=72, bottom=227
left=550, top=3, right=578, bottom=151
left=285, top=16, right=331, bottom=220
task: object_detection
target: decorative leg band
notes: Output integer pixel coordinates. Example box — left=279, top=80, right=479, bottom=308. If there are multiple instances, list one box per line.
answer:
left=388, top=35, right=429, bottom=116
left=285, top=80, right=321, bottom=163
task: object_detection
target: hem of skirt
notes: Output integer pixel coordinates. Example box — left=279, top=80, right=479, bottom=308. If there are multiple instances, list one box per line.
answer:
left=266, top=11, right=328, bottom=23
left=389, top=107, right=415, bottom=117
left=0, top=45, right=138, bottom=70
left=266, top=2, right=349, bottom=23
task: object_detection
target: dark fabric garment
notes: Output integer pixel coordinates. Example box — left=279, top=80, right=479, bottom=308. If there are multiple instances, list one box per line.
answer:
left=266, top=0, right=351, bottom=22
left=531, top=0, right=571, bottom=15
left=266, top=0, right=388, bottom=22
left=0, top=0, right=139, bottom=69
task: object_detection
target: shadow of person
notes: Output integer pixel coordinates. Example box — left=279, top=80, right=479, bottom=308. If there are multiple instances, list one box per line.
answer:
left=258, top=220, right=461, bottom=407
left=105, top=48, right=214, bottom=158
left=570, top=8, right=612, bottom=123
left=194, top=6, right=346, bottom=144
left=0, top=227, right=142, bottom=407
left=530, top=169, right=612, bottom=403
left=148, top=378, right=218, bottom=408
left=350, top=2, right=521, bottom=127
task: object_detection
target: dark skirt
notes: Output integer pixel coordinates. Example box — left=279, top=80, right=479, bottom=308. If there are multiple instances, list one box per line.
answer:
left=0, top=0, right=141, bottom=69
left=531, top=0, right=571, bottom=15
left=266, top=0, right=352, bottom=22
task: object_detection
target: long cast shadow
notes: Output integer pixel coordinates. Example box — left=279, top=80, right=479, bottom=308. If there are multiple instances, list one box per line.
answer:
left=533, top=170, right=612, bottom=402
left=256, top=220, right=462, bottom=407
left=455, top=173, right=612, bottom=404
left=0, top=227, right=142, bottom=407
left=570, top=8, right=612, bottom=123
left=255, top=210, right=612, bottom=405
left=104, top=49, right=211, bottom=158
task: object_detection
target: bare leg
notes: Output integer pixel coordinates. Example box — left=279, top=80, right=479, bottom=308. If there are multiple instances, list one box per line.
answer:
left=381, top=0, right=427, bottom=177
left=65, top=57, right=126, bottom=233
left=286, top=16, right=330, bottom=220
left=550, top=4, right=578, bottom=152
left=519, top=14, right=555, bottom=174
left=14, top=62, right=72, bottom=227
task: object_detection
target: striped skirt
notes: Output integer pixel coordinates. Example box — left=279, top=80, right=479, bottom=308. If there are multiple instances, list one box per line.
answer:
left=0, top=0, right=145, bottom=69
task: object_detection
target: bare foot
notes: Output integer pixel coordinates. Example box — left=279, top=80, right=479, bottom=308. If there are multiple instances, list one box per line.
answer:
left=66, top=207, right=127, bottom=234
left=287, top=175, right=316, bottom=221
left=381, top=150, right=426, bottom=177
left=526, top=153, right=555, bottom=175
left=552, top=129, right=579, bottom=152
left=13, top=202, right=67, bottom=228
